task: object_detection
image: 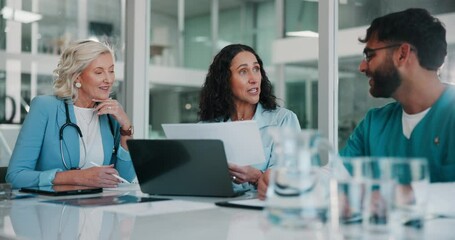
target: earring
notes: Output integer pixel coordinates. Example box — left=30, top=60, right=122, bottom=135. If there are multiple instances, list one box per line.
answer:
left=75, top=82, right=82, bottom=88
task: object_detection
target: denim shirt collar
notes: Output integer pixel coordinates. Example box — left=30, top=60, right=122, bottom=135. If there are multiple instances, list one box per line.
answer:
left=226, top=103, right=277, bottom=129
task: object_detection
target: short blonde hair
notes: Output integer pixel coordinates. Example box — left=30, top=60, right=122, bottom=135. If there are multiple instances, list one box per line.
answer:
left=53, top=39, right=114, bottom=101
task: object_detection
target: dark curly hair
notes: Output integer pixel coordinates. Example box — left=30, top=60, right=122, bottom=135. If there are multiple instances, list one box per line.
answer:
left=198, top=44, right=277, bottom=121
left=359, top=8, right=447, bottom=71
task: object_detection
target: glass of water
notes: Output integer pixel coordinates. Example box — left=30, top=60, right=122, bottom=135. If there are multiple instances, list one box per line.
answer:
left=330, top=157, right=392, bottom=237
left=0, top=183, right=12, bottom=200
left=330, top=157, right=429, bottom=239
left=264, top=128, right=334, bottom=229
left=388, top=158, right=429, bottom=238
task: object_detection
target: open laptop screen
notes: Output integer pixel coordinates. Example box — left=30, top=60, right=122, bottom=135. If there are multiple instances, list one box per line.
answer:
left=127, top=139, right=242, bottom=197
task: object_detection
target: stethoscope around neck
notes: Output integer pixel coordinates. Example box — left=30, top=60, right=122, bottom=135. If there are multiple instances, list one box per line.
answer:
left=59, top=102, right=87, bottom=170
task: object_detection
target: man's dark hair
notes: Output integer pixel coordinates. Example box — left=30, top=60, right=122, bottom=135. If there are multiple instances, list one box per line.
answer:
left=359, top=8, right=447, bottom=71
left=198, top=44, right=277, bottom=121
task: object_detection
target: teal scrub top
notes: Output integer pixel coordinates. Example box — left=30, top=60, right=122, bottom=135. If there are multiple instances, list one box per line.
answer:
left=340, top=84, right=455, bottom=183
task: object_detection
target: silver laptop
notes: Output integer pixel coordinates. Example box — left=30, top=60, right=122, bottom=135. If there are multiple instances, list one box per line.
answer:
left=127, top=139, right=246, bottom=197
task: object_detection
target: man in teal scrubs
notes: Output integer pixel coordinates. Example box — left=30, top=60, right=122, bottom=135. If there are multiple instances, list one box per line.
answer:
left=258, top=8, right=454, bottom=199
left=339, top=8, right=455, bottom=183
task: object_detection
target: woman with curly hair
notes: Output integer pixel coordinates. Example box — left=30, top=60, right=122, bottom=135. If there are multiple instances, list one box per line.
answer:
left=199, top=44, right=300, bottom=189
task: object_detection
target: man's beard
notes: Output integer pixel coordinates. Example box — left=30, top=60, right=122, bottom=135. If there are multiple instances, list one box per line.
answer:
left=368, top=60, right=402, bottom=98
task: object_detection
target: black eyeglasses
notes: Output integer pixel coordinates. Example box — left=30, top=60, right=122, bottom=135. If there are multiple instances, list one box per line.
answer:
left=362, top=44, right=402, bottom=62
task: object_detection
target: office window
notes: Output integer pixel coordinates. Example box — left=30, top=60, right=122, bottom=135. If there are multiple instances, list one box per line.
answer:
left=280, top=0, right=319, bottom=129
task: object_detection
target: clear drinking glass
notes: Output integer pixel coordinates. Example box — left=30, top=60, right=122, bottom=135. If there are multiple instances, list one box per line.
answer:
left=388, top=158, right=429, bottom=239
left=0, top=183, right=12, bottom=200
left=330, top=157, right=429, bottom=239
left=330, top=157, right=390, bottom=238
left=264, top=128, right=335, bottom=229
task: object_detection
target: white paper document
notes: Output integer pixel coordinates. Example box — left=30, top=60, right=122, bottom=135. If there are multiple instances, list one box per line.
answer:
left=162, top=121, right=265, bottom=166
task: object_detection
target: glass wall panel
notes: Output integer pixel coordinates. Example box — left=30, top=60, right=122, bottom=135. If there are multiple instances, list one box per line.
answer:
left=219, top=8, right=249, bottom=47
left=185, top=12, right=212, bottom=70
left=337, top=0, right=455, bottom=149
left=150, top=6, right=179, bottom=67
left=285, top=0, right=317, bottom=35
left=148, top=0, right=212, bottom=137
left=255, top=1, right=275, bottom=66
left=285, top=64, right=318, bottom=129
left=87, top=1, right=123, bottom=61
left=35, top=1, right=79, bottom=55
left=0, top=0, right=5, bottom=50
left=282, top=0, right=318, bottom=130
left=183, top=1, right=274, bottom=69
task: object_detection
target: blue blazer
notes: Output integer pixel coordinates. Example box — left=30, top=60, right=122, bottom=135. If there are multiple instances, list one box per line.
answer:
left=6, top=96, right=136, bottom=189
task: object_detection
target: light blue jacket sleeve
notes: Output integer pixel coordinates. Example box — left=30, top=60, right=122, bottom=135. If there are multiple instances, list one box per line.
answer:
left=6, top=96, right=65, bottom=188
left=114, top=146, right=136, bottom=180
left=102, top=115, right=135, bottom=181
left=254, top=104, right=301, bottom=171
left=233, top=105, right=301, bottom=191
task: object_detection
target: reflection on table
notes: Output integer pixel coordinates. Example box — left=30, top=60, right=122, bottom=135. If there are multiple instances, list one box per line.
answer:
left=0, top=184, right=454, bottom=240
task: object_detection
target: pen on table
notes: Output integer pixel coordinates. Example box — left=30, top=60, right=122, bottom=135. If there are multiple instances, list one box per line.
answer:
left=90, top=161, right=130, bottom=184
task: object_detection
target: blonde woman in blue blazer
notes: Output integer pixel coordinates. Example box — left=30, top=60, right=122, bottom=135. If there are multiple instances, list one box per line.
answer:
left=7, top=40, right=136, bottom=189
